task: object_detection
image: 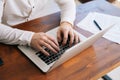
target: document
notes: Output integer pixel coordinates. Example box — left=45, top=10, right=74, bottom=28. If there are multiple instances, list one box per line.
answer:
left=77, top=12, right=120, bottom=44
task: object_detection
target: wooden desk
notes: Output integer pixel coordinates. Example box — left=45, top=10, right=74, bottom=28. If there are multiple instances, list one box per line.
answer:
left=0, top=1, right=120, bottom=80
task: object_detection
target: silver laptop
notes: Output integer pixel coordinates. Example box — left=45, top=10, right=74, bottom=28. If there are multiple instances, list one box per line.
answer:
left=18, top=25, right=113, bottom=73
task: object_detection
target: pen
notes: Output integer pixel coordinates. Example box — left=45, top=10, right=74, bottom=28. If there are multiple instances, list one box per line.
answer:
left=93, top=20, right=102, bottom=30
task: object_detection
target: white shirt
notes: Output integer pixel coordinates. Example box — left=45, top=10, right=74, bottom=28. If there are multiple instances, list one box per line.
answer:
left=0, top=0, right=76, bottom=46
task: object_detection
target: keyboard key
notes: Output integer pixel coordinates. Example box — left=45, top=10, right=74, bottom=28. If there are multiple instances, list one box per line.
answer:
left=36, top=38, right=76, bottom=65
left=36, top=42, right=70, bottom=65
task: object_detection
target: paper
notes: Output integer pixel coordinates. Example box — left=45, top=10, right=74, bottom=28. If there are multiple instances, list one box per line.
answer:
left=77, top=12, right=120, bottom=44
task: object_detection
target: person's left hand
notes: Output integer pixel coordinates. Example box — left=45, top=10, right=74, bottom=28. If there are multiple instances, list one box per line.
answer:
left=57, top=22, right=80, bottom=46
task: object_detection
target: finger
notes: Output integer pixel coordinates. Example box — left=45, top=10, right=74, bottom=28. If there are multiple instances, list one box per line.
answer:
left=74, top=33, right=80, bottom=44
left=57, top=30, right=62, bottom=43
left=48, top=35, right=59, bottom=46
left=44, top=38, right=60, bottom=52
left=78, top=35, right=81, bottom=43
left=74, top=34, right=79, bottom=44
left=40, top=41, right=58, bottom=53
left=37, top=45, right=50, bottom=56
left=62, top=31, right=69, bottom=45
left=69, top=31, right=74, bottom=46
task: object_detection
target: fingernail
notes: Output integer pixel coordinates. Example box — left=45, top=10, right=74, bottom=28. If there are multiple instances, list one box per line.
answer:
left=55, top=51, right=58, bottom=54
left=57, top=42, right=59, bottom=46
left=62, top=41, right=65, bottom=45
left=58, top=39, right=61, bottom=43
left=69, top=44, right=72, bottom=47
left=46, top=54, right=50, bottom=56
left=56, top=49, right=59, bottom=52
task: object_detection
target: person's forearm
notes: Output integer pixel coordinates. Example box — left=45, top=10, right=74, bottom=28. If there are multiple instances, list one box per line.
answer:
left=55, top=0, right=76, bottom=25
left=0, top=24, right=34, bottom=46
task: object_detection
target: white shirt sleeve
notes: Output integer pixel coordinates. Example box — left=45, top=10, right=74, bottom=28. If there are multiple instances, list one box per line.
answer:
left=55, top=0, right=76, bottom=25
left=0, top=0, right=34, bottom=46
left=0, top=0, right=4, bottom=23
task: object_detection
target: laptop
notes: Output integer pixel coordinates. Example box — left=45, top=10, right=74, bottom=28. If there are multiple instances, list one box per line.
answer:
left=18, top=25, right=113, bottom=73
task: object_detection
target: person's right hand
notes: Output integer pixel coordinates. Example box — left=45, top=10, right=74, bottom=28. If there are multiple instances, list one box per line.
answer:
left=30, top=32, right=60, bottom=56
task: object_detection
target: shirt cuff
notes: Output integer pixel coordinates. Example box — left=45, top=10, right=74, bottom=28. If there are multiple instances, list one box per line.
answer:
left=60, top=17, right=74, bottom=26
left=19, top=30, right=35, bottom=46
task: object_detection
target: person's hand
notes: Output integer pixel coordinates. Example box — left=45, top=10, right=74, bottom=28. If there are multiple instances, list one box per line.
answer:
left=57, top=22, right=80, bottom=46
left=30, top=32, right=60, bottom=56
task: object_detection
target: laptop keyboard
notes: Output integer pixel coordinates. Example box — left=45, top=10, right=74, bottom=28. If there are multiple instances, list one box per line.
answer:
left=36, top=40, right=71, bottom=65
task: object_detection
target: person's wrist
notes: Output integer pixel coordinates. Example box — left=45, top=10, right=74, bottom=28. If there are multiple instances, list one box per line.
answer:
left=23, top=31, right=35, bottom=46
left=30, top=33, right=38, bottom=47
left=60, top=21, right=73, bottom=28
